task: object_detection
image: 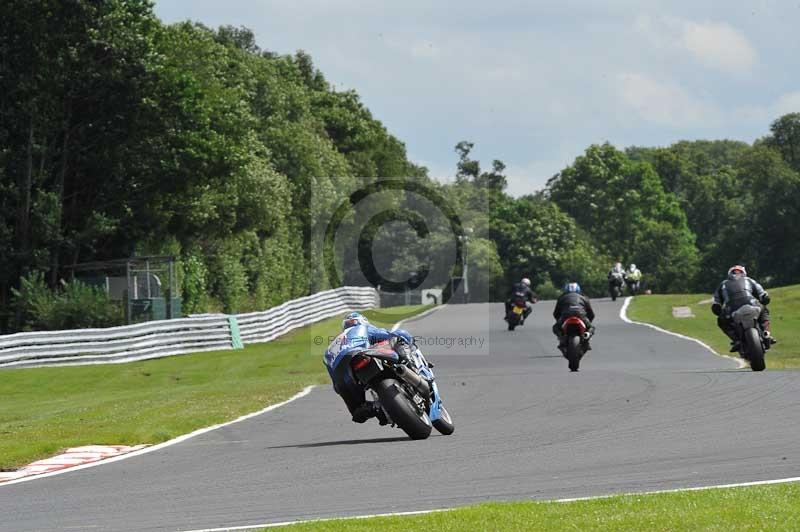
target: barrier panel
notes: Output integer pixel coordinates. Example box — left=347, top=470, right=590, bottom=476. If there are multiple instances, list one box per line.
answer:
left=0, top=286, right=378, bottom=369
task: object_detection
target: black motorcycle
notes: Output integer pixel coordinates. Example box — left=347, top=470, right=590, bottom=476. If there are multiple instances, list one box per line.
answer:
left=730, top=304, right=769, bottom=371
left=506, top=297, right=528, bottom=331
left=625, top=276, right=641, bottom=296
left=609, top=272, right=624, bottom=301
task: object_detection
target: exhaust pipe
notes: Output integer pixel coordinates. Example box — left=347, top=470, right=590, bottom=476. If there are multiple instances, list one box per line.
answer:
left=395, top=365, right=431, bottom=397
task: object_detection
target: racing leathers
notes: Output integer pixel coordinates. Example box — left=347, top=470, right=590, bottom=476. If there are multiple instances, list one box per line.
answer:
left=626, top=267, right=642, bottom=292
left=505, top=282, right=537, bottom=321
left=324, top=323, right=392, bottom=422
left=608, top=266, right=625, bottom=292
left=712, top=276, right=773, bottom=348
left=552, top=292, right=596, bottom=346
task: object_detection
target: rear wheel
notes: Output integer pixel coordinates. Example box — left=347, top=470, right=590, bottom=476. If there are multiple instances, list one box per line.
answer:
left=507, top=314, right=518, bottom=331
left=374, top=379, right=432, bottom=440
left=567, top=335, right=582, bottom=372
left=432, top=405, right=455, bottom=435
left=745, top=327, right=766, bottom=371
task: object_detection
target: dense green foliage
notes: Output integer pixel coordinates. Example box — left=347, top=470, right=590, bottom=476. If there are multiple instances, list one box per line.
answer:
left=1, top=2, right=798, bottom=331
left=0, top=1, right=423, bottom=329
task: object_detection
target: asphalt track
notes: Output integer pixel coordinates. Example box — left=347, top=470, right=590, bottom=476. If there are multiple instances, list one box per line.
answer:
left=2, top=299, right=800, bottom=531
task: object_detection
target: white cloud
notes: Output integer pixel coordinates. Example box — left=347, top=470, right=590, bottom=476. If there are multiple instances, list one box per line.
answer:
left=682, top=20, right=757, bottom=74
left=635, top=15, right=757, bottom=74
left=774, top=91, right=800, bottom=116
left=617, top=73, right=719, bottom=126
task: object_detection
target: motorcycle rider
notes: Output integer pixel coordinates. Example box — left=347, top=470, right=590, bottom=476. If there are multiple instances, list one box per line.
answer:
left=552, top=282, right=596, bottom=350
left=504, top=277, right=537, bottom=323
left=626, top=263, right=642, bottom=293
left=323, top=311, right=402, bottom=424
left=711, top=265, right=776, bottom=352
left=608, top=262, right=625, bottom=294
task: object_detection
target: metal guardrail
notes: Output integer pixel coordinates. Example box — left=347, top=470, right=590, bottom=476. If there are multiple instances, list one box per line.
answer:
left=0, top=286, right=378, bottom=369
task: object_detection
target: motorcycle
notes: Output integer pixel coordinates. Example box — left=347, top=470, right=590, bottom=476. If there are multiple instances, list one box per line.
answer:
left=506, top=297, right=528, bottom=331
left=558, top=316, right=592, bottom=372
left=348, top=337, right=454, bottom=439
left=609, top=273, right=624, bottom=301
left=731, top=304, right=769, bottom=371
left=625, top=276, right=641, bottom=296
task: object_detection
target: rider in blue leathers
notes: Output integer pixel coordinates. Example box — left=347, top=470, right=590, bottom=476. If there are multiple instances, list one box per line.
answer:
left=323, top=312, right=398, bottom=424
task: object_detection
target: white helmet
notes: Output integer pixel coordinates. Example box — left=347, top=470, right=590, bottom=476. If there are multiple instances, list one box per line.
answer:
left=629, top=263, right=637, bottom=271
left=521, top=278, right=531, bottom=287
left=728, top=265, right=746, bottom=278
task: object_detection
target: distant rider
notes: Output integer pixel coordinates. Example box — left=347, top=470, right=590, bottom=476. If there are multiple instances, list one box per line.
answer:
left=711, top=265, right=776, bottom=352
left=552, top=282, right=596, bottom=350
left=504, top=277, right=537, bottom=323
left=626, top=263, right=642, bottom=293
left=608, top=262, right=625, bottom=294
left=323, top=312, right=398, bottom=424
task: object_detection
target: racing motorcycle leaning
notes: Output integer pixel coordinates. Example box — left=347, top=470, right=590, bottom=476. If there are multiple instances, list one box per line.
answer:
left=559, top=317, right=592, bottom=372
left=730, top=304, right=769, bottom=371
left=344, top=335, right=454, bottom=439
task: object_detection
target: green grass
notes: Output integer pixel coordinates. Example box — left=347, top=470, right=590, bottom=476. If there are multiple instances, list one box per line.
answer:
left=0, top=305, right=428, bottom=470
left=268, top=483, right=800, bottom=531
left=627, top=284, right=800, bottom=369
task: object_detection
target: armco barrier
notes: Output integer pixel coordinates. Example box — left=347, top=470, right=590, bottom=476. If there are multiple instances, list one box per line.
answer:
left=0, top=286, right=378, bottom=369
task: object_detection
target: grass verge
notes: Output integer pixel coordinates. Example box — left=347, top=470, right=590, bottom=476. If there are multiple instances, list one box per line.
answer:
left=268, top=482, right=800, bottom=531
left=0, top=305, right=429, bottom=470
left=627, top=284, right=800, bottom=369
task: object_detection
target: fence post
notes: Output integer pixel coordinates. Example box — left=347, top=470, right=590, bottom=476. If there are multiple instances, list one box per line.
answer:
left=227, top=316, right=244, bottom=349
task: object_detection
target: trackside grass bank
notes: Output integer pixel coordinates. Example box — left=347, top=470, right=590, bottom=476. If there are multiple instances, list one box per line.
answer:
left=627, top=284, right=800, bottom=369
left=0, top=305, right=428, bottom=470
left=269, top=483, right=800, bottom=531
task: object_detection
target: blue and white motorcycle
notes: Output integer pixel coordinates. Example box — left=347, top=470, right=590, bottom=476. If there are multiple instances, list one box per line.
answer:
left=348, top=334, right=454, bottom=440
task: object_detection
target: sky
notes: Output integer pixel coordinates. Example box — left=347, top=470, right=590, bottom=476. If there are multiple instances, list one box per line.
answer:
left=154, top=0, right=800, bottom=196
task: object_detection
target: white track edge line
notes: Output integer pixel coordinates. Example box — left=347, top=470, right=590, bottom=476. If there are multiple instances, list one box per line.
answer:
left=178, top=509, right=451, bottom=532
left=391, top=304, right=447, bottom=331
left=0, top=385, right=315, bottom=488
left=553, top=475, right=800, bottom=502
left=619, top=296, right=747, bottom=369
left=179, top=476, right=800, bottom=532
left=1, top=304, right=435, bottom=488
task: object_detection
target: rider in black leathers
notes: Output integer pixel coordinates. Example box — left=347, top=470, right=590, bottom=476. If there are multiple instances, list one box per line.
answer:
left=504, top=277, right=537, bottom=323
left=711, top=265, right=776, bottom=352
left=552, top=282, right=596, bottom=349
left=608, top=262, right=625, bottom=294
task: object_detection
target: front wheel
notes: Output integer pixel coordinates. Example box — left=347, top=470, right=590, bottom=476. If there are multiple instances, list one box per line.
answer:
left=567, top=334, right=582, bottom=372
left=374, top=379, right=432, bottom=440
left=744, top=327, right=765, bottom=372
left=432, top=405, right=455, bottom=435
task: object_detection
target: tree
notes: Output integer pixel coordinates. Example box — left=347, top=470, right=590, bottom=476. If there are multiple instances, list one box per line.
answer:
left=764, top=113, right=800, bottom=173
left=547, top=143, right=699, bottom=291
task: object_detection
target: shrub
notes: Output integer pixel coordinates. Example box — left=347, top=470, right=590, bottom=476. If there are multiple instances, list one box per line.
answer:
left=12, top=272, right=123, bottom=331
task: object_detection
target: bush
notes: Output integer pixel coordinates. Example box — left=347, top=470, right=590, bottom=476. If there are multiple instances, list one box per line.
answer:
left=12, top=272, right=123, bottom=331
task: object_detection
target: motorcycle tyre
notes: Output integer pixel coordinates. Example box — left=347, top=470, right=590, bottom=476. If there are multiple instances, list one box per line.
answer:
left=374, top=379, right=432, bottom=440
left=433, top=405, right=455, bottom=435
left=745, top=328, right=766, bottom=372
left=567, top=334, right=582, bottom=372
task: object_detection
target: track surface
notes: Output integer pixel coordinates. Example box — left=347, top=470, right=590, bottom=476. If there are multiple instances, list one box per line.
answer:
left=2, top=299, right=800, bottom=531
